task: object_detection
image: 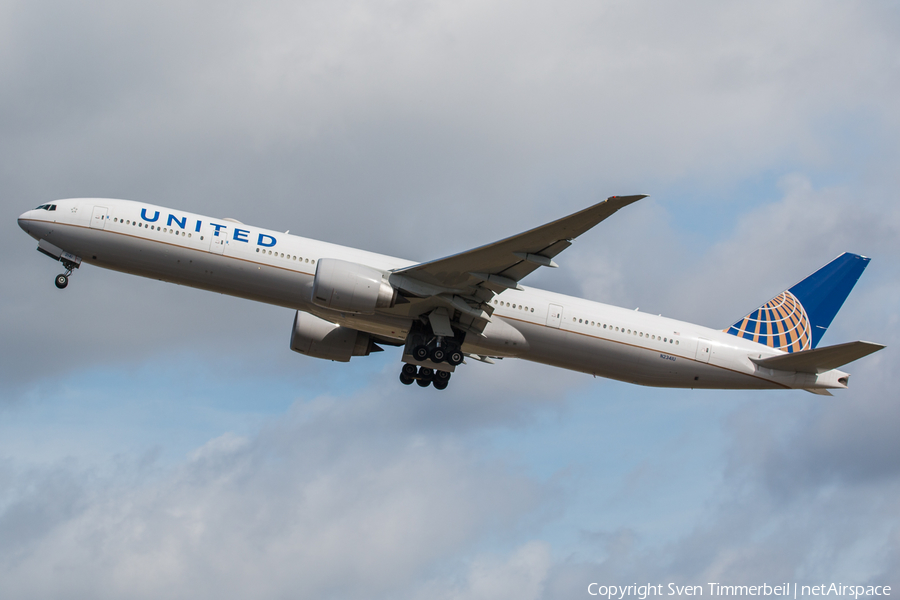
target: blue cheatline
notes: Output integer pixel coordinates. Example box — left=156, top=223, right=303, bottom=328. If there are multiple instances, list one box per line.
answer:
left=724, top=253, right=870, bottom=353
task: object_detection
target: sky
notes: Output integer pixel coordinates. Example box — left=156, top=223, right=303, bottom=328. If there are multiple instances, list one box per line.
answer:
left=1, top=1, right=899, bottom=598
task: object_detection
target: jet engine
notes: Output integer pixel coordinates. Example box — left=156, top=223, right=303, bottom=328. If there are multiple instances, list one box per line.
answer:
left=310, top=258, right=397, bottom=314
left=289, top=311, right=382, bottom=362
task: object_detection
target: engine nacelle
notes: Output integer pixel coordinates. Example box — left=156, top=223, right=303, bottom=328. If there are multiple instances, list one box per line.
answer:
left=289, top=311, right=380, bottom=362
left=311, top=258, right=397, bottom=314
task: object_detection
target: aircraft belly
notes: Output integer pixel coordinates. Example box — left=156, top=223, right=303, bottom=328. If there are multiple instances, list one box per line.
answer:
left=512, top=320, right=781, bottom=390
left=513, top=321, right=643, bottom=375
left=47, top=223, right=318, bottom=310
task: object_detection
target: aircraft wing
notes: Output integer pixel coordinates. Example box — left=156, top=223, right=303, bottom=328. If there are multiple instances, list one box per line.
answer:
left=390, top=195, right=646, bottom=303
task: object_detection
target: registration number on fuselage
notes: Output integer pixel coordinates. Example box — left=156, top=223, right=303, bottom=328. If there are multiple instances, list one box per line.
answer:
left=659, top=354, right=677, bottom=362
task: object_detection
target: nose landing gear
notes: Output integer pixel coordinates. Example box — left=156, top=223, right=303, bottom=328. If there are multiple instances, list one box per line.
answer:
left=54, top=259, right=79, bottom=289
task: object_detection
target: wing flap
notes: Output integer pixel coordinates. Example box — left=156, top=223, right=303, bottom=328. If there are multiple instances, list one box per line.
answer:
left=751, top=341, right=885, bottom=374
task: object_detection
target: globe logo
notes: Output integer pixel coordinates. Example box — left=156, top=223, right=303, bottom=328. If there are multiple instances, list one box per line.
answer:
left=726, top=291, right=812, bottom=353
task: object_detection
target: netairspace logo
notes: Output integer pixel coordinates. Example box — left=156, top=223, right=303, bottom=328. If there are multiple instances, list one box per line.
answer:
left=586, top=584, right=892, bottom=599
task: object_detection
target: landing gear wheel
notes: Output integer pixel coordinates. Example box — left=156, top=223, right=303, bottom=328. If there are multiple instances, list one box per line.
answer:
left=399, top=373, right=414, bottom=385
left=433, top=380, right=448, bottom=390
left=447, top=350, right=464, bottom=366
left=434, top=370, right=451, bottom=384
left=416, top=378, right=431, bottom=388
left=418, top=367, right=434, bottom=381
left=55, top=274, right=68, bottom=289
left=401, top=364, right=418, bottom=378
left=413, top=345, right=430, bottom=361
left=430, top=347, right=446, bottom=363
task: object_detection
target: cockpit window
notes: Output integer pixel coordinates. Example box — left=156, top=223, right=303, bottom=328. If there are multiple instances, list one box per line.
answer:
left=33, top=204, right=57, bottom=211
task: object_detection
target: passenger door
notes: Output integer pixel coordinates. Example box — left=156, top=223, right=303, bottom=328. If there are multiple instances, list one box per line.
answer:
left=547, top=304, right=563, bottom=328
left=210, top=227, right=227, bottom=255
left=90, top=206, right=108, bottom=230
left=695, top=338, right=712, bottom=363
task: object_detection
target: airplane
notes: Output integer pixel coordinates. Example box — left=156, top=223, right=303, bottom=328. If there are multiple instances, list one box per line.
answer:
left=17, top=195, right=884, bottom=393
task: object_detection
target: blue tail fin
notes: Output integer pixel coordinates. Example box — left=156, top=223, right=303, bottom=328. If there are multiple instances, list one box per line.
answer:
left=725, top=253, right=871, bottom=352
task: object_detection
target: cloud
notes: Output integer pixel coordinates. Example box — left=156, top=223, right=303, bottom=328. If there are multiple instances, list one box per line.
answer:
left=2, top=1, right=900, bottom=597
left=0, top=387, right=552, bottom=600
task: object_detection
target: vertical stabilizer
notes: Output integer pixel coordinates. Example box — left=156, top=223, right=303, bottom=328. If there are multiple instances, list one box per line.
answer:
left=725, top=253, right=870, bottom=352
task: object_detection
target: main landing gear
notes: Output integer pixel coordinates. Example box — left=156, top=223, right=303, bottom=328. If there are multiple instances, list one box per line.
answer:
left=412, top=343, right=464, bottom=366
left=399, top=363, right=452, bottom=390
left=399, top=317, right=465, bottom=390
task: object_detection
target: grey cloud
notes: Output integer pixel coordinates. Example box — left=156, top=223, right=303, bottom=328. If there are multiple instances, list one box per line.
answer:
left=3, top=1, right=900, bottom=596
left=0, top=388, right=552, bottom=600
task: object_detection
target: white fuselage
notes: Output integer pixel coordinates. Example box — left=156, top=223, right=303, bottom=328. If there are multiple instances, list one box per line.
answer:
left=17, top=198, right=850, bottom=392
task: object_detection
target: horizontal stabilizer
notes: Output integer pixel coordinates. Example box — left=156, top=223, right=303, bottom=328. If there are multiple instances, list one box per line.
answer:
left=804, top=388, right=833, bottom=396
left=751, top=341, right=885, bottom=374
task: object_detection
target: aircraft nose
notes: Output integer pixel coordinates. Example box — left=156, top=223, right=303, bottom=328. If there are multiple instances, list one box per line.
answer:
left=17, top=211, right=29, bottom=232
